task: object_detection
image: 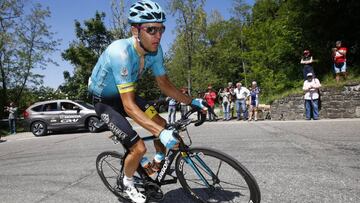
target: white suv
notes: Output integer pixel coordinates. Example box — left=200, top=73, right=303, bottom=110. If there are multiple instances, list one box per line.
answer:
left=23, top=99, right=103, bottom=136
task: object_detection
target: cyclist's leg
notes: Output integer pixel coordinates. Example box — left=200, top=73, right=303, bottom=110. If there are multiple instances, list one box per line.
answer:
left=94, top=102, right=146, bottom=177
left=134, top=96, right=167, bottom=155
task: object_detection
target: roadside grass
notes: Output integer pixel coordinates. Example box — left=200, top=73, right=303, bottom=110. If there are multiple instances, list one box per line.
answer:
left=263, top=71, right=360, bottom=104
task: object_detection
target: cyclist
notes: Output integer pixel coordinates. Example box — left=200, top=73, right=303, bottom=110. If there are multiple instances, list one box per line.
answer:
left=88, top=1, right=207, bottom=202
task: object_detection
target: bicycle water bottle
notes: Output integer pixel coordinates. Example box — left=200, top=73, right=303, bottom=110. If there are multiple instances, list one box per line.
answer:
left=140, top=157, right=157, bottom=179
left=152, top=152, right=165, bottom=172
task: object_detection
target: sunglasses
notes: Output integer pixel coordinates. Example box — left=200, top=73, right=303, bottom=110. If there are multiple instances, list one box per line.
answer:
left=136, top=26, right=166, bottom=35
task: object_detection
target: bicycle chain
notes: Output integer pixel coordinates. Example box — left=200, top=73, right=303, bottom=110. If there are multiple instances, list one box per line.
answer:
left=144, top=181, right=164, bottom=201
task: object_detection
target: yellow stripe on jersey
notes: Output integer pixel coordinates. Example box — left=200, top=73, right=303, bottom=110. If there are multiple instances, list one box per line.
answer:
left=117, top=82, right=136, bottom=94
left=145, top=105, right=158, bottom=119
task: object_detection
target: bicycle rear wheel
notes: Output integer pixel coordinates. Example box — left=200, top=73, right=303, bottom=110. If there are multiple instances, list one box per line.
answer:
left=175, top=147, right=261, bottom=203
left=96, top=151, right=124, bottom=197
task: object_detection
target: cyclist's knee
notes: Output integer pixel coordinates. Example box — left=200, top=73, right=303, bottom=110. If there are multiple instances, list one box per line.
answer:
left=130, top=140, right=147, bottom=156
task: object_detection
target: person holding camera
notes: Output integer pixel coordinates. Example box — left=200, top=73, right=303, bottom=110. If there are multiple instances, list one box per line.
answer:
left=4, top=102, right=18, bottom=135
left=332, top=40, right=348, bottom=83
left=303, top=73, right=321, bottom=120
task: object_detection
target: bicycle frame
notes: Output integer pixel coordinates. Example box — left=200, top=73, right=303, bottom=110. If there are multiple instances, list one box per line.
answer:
left=132, top=136, right=220, bottom=190
left=98, top=106, right=261, bottom=203
left=115, top=108, right=220, bottom=191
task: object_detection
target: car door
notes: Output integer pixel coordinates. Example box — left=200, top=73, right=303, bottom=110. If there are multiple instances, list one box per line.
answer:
left=59, top=101, right=83, bottom=127
left=41, top=102, right=61, bottom=127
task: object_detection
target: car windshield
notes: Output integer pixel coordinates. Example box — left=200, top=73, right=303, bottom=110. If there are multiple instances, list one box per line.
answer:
left=76, top=101, right=95, bottom=109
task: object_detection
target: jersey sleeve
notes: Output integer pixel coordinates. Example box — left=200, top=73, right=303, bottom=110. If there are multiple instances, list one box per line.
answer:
left=108, top=42, right=136, bottom=94
left=150, top=45, right=166, bottom=77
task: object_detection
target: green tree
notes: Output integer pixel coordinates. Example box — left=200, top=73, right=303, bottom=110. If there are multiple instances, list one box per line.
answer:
left=0, top=0, right=24, bottom=108
left=168, top=0, right=207, bottom=95
left=110, top=0, right=131, bottom=39
left=243, top=0, right=302, bottom=98
left=15, top=3, right=60, bottom=100
left=0, top=0, right=59, bottom=117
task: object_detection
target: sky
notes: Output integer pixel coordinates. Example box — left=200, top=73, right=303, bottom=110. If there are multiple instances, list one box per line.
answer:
left=28, top=0, right=253, bottom=89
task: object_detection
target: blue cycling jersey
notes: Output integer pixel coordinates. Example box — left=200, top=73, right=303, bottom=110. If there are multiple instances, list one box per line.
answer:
left=88, top=37, right=166, bottom=98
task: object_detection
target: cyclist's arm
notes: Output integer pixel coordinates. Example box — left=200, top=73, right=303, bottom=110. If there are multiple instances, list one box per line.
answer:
left=155, top=75, right=192, bottom=105
left=121, top=91, right=164, bottom=136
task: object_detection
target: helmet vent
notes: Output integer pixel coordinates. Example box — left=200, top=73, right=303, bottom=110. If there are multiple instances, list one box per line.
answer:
left=135, top=6, right=145, bottom=11
left=152, top=12, right=161, bottom=19
left=141, top=13, right=154, bottom=20
left=145, top=3, right=153, bottom=9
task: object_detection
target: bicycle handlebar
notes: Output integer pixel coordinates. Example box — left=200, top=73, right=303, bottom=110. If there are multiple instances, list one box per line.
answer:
left=167, top=103, right=217, bottom=131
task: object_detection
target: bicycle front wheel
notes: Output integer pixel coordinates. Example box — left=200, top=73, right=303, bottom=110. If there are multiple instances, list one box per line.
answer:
left=175, top=147, right=261, bottom=203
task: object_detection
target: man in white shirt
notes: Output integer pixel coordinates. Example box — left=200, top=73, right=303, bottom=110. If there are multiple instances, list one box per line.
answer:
left=302, top=73, right=321, bottom=120
left=232, top=82, right=250, bottom=120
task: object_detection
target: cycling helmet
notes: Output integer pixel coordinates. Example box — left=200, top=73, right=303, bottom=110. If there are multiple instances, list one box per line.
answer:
left=128, top=0, right=166, bottom=24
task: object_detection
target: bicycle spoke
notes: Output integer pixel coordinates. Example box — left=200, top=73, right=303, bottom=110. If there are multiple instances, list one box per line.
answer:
left=218, top=180, right=249, bottom=190
left=183, top=178, right=207, bottom=187
left=216, top=159, right=223, bottom=177
left=103, top=159, right=120, bottom=175
left=177, top=148, right=260, bottom=203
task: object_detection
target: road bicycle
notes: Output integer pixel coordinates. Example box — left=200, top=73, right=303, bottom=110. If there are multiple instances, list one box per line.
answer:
left=96, top=108, right=261, bottom=203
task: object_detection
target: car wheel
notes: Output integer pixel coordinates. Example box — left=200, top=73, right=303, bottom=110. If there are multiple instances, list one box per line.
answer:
left=87, top=117, right=100, bottom=133
left=31, top=121, right=47, bottom=136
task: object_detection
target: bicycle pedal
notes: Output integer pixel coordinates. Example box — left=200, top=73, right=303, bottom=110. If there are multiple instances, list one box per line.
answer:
left=146, top=187, right=164, bottom=201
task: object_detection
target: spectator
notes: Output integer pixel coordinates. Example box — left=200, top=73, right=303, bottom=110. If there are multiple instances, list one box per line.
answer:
left=180, top=88, right=189, bottom=119
left=167, top=97, right=177, bottom=124
left=227, top=82, right=235, bottom=119
left=203, top=85, right=217, bottom=121
left=300, top=49, right=315, bottom=80
left=332, top=40, right=348, bottom=83
left=232, top=82, right=250, bottom=121
left=219, top=87, right=231, bottom=120
left=248, top=81, right=261, bottom=121
left=4, top=102, right=18, bottom=135
left=303, top=73, right=321, bottom=120
left=196, top=91, right=203, bottom=121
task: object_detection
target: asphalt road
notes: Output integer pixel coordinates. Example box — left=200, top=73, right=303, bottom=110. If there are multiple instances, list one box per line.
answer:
left=0, top=119, right=359, bottom=203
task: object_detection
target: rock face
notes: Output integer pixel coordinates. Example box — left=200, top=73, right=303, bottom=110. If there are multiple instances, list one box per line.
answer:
left=270, top=83, right=360, bottom=120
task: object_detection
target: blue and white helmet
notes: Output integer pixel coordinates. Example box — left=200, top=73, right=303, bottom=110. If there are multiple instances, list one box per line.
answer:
left=128, top=0, right=166, bottom=24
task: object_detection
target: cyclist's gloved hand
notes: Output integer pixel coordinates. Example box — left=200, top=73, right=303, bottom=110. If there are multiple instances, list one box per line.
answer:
left=191, top=98, right=208, bottom=111
left=159, top=129, right=178, bottom=149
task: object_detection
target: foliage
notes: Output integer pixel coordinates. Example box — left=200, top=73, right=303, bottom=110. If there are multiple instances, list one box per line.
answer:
left=60, top=12, right=113, bottom=101
left=168, top=0, right=207, bottom=95
left=4, top=0, right=360, bottom=120
left=167, top=0, right=360, bottom=103
left=0, top=0, right=59, bottom=117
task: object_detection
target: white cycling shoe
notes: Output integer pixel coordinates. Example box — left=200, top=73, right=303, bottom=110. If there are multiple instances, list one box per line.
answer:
left=124, top=185, right=146, bottom=203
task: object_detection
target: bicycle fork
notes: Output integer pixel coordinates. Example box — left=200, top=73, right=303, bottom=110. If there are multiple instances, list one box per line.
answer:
left=181, top=152, right=220, bottom=189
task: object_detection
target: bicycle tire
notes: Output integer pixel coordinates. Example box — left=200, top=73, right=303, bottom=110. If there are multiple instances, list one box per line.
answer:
left=175, top=147, right=261, bottom=203
left=96, top=151, right=124, bottom=197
